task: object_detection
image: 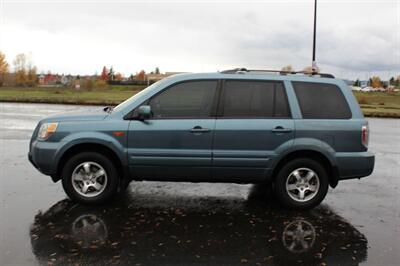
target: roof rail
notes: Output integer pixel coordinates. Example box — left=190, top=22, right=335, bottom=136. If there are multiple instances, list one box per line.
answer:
left=220, top=68, right=335, bottom=78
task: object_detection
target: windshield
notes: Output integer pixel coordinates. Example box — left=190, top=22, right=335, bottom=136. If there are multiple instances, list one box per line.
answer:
left=112, top=81, right=160, bottom=112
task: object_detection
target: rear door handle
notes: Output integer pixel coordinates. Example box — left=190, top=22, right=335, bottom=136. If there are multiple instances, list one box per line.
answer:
left=190, top=126, right=211, bottom=133
left=272, top=126, right=292, bottom=133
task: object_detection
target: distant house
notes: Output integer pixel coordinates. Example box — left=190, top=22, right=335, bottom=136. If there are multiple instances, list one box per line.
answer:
left=38, top=73, right=75, bottom=87
left=38, top=72, right=59, bottom=86
left=38, top=74, right=45, bottom=85
left=45, top=73, right=58, bottom=84
left=146, top=72, right=185, bottom=83
left=60, top=74, right=73, bottom=86
left=165, top=72, right=185, bottom=77
left=146, top=73, right=165, bottom=82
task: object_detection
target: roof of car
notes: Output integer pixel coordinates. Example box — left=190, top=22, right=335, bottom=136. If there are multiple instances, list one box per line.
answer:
left=166, top=69, right=341, bottom=85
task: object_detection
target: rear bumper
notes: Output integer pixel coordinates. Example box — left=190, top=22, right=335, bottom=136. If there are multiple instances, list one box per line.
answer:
left=336, top=151, right=375, bottom=180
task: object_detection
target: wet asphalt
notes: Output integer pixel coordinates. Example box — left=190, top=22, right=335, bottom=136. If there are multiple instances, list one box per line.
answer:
left=0, top=102, right=399, bottom=265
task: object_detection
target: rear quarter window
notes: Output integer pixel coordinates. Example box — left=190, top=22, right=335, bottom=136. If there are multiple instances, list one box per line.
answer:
left=292, top=81, right=352, bottom=119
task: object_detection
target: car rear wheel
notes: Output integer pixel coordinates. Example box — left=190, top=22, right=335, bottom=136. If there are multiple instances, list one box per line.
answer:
left=274, top=158, right=329, bottom=210
left=61, top=152, right=119, bottom=205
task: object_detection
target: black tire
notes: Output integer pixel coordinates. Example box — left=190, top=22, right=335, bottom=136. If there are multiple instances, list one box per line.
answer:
left=61, top=152, right=119, bottom=205
left=274, top=158, right=329, bottom=210
left=117, top=178, right=131, bottom=194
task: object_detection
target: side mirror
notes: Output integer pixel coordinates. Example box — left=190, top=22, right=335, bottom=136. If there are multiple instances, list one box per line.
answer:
left=137, top=105, right=152, bottom=120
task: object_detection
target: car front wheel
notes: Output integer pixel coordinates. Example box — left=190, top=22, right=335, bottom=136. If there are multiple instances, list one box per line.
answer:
left=61, top=152, right=119, bottom=205
left=274, top=158, right=329, bottom=210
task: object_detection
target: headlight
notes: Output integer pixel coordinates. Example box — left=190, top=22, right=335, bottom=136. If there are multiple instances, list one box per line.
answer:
left=37, top=122, right=58, bottom=140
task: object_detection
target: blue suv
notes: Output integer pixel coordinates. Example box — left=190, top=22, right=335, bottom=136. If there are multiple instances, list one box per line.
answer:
left=29, top=69, right=375, bottom=209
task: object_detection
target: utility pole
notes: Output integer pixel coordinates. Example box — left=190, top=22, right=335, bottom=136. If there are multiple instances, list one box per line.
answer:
left=312, top=0, right=318, bottom=73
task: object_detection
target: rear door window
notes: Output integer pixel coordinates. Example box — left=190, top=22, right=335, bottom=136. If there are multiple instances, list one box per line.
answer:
left=221, top=80, right=291, bottom=118
left=292, top=82, right=351, bottom=119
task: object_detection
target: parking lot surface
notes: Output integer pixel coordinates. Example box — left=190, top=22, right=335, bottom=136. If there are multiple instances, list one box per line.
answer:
left=0, top=102, right=399, bottom=265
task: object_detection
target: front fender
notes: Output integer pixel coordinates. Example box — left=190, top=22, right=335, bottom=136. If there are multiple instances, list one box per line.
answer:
left=54, top=132, right=127, bottom=170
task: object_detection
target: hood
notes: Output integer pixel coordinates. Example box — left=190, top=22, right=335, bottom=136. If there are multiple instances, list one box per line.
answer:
left=42, top=107, right=109, bottom=122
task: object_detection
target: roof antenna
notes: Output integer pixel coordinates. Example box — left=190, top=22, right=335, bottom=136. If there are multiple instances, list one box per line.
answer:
left=312, top=0, right=318, bottom=74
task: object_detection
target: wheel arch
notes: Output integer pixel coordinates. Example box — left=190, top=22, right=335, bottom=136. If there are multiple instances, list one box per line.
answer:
left=271, top=150, right=339, bottom=188
left=54, top=142, right=127, bottom=185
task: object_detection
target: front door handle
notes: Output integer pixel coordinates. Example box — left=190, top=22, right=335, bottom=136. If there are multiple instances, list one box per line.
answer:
left=272, top=126, right=292, bottom=133
left=190, top=126, right=211, bottom=133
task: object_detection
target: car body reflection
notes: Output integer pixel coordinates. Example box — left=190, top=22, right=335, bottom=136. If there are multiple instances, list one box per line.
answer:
left=30, top=184, right=367, bottom=265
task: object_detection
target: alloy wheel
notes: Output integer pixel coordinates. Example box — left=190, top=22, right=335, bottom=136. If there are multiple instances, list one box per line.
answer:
left=285, top=167, right=320, bottom=202
left=71, top=162, right=108, bottom=198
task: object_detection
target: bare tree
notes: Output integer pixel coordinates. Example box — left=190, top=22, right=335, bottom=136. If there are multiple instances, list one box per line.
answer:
left=26, top=65, right=38, bottom=87
left=370, top=76, right=382, bottom=88
left=0, top=51, right=9, bottom=86
left=13, top=53, right=28, bottom=86
left=13, top=53, right=38, bottom=86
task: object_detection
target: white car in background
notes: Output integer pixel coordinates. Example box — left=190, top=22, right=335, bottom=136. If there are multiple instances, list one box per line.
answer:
left=350, top=86, right=362, bottom=91
left=361, top=86, right=373, bottom=92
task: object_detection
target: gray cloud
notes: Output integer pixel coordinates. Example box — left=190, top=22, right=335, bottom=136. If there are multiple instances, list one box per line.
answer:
left=1, top=0, right=398, bottom=79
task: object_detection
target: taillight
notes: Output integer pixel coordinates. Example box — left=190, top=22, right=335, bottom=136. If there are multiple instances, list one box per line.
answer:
left=362, top=125, right=369, bottom=148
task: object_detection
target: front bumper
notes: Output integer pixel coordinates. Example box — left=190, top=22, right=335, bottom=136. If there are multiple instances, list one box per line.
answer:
left=28, top=139, right=59, bottom=176
left=336, top=151, right=375, bottom=180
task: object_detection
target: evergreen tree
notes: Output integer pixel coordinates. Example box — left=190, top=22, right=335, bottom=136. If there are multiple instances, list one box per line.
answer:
left=108, top=66, right=115, bottom=81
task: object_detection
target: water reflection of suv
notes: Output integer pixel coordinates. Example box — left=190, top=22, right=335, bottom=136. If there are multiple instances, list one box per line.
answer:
left=30, top=191, right=368, bottom=265
left=28, top=69, right=375, bottom=209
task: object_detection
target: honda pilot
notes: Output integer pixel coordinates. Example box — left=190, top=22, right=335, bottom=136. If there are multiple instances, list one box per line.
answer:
left=29, top=69, right=375, bottom=209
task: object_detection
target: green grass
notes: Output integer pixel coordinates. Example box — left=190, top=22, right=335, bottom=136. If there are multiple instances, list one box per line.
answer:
left=0, top=87, right=399, bottom=118
left=0, top=86, right=141, bottom=105
left=353, top=91, right=400, bottom=118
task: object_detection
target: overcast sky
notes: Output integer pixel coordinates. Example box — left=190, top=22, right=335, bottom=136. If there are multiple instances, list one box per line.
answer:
left=0, top=0, right=399, bottom=79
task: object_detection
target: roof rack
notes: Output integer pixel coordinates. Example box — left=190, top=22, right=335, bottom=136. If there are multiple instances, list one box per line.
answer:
left=220, top=68, right=335, bottom=79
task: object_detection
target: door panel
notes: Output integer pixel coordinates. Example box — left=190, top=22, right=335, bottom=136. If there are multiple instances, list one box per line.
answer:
left=212, top=119, right=294, bottom=180
left=212, top=80, right=294, bottom=181
left=128, top=119, right=216, bottom=179
left=127, top=80, right=219, bottom=180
